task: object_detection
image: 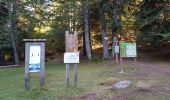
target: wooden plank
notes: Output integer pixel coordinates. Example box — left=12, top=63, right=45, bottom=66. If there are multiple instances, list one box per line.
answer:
left=65, top=31, right=69, bottom=52
left=74, top=31, right=78, bottom=51
left=65, top=31, right=78, bottom=52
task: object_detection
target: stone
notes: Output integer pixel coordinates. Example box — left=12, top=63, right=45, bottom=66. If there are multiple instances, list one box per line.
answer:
left=113, top=80, right=131, bottom=89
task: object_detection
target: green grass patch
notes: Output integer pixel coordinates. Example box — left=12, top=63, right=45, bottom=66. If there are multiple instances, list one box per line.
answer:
left=0, top=60, right=170, bottom=100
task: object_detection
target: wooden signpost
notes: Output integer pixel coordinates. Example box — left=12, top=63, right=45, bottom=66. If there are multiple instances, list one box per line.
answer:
left=64, top=31, right=79, bottom=86
left=23, top=39, right=46, bottom=89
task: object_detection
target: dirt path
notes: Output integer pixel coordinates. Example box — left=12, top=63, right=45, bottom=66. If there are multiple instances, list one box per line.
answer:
left=121, top=60, right=170, bottom=77
left=60, top=52, right=170, bottom=100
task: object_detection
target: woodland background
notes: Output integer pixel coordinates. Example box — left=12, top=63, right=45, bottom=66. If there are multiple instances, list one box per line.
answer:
left=0, top=0, right=170, bottom=65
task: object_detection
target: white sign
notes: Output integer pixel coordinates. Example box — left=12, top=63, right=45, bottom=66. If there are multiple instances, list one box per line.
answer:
left=115, top=46, right=119, bottom=53
left=29, top=46, right=41, bottom=72
left=29, top=46, right=41, bottom=64
left=64, top=52, right=79, bottom=63
left=126, top=43, right=137, bottom=57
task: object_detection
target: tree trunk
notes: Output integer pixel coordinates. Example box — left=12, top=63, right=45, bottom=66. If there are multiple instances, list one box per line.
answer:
left=8, top=1, right=19, bottom=65
left=111, top=1, right=121, bottom=58
left=83, top=0, right=92, bottom=59
left=99, top=1, right=109, bottom=59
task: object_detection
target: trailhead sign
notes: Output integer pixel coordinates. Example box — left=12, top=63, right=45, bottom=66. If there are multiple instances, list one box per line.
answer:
left=64, top=31, right=79, bottom=86
left=23, top=39, right=46, bottom=89
left=120, top=42, right=137, bottom=57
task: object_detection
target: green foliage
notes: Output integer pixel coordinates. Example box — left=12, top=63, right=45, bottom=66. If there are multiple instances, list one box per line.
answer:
left=137, top=0, right=170, bottom=45
left=162, top=32, right=170, bottom=40
left=0, top=1, right=11, bottom=49
left=1, top=0, right=170, bottom=58
left=0, top=28, right=11, bottom=49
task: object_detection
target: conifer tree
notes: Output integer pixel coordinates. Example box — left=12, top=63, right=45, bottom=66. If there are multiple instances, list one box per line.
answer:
left=137, top=0, right=170, bottom=46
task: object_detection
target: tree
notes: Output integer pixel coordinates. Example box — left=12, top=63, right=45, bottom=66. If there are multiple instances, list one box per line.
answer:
left=110, top=0, right=121, bottom=58
left=82, top=0, right=92, bottom=59
left=0, top=1, right=11, bottom=65
left=98, top=0, right=110, bottom=59
left=137, top=0, right=170, bottom=48
left=8, top=1, right=20, bottom=64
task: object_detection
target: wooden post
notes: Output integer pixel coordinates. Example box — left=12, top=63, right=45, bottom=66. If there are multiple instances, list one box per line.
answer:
left=25, top=43, right=30, bottom=89
left=116, top=53, right=119, bottom=64
left=74, top=64, right=78, bottom=86
left=40, top=42, right=45, bottom=87
left=120, top=57, right=123, bottom=65
left=66, top=64, right=70, bottom=86
left=134, top=57, right=137, bottom=71
left=115, top=43, right=119, bottom=64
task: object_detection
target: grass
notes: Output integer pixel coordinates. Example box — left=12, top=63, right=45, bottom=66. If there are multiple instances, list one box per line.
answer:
left=0, top=60, right=170, bottom=100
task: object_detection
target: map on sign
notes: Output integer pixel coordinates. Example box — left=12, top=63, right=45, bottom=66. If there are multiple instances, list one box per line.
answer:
left=64, top=52, right=79, bottom=63
left=126, top=43, right=137, bottom=57
left=120, top=42, right=137, bottom=57
left=29, top=46, right=41, bottom=72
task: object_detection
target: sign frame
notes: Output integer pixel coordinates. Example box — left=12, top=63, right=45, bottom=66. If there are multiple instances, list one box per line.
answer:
left=23, top=39, right=46, bottom=89
left=120, top=42, right=137, bottom=58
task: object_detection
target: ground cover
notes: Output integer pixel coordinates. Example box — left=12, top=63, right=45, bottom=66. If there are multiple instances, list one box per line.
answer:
left=0, top=57, right=170, bottom=100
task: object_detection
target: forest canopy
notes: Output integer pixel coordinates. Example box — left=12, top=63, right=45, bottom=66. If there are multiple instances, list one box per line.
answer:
left=0, top=0, right=169, bottom=65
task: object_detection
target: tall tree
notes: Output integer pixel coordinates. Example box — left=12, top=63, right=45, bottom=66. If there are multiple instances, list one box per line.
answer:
left=110, top=0, right=121, bottom=58
left=7, top=1, right=19, bottom=64
left=0, top=1, right=11, bottom=65
left=137, top=0, right=170, bottom=47
left=98, top=0, right=110, bottom=59
left=82, top=0, right=92, bottom=59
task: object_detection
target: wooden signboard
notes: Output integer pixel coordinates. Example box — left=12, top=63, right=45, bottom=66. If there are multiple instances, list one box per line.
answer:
left=23, top=39, right=46, bottom=89
left=65, top=31, right=78, bottom=52
left=64, top=31, right=79, bottom=86
left=119, top=41, right=137, bottom=66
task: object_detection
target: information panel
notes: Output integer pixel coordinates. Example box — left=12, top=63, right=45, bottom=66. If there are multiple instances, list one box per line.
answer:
left=64, top=52, right=79, bottom=63
left=126, top=43, right=137, bottom=57
left=29, top=45, right=41, bottom=72
left=120, top=42, right=137, bottom=57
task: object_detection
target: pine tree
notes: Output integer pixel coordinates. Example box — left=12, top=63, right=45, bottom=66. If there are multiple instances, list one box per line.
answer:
left=137, top=0, right=170, bottom=47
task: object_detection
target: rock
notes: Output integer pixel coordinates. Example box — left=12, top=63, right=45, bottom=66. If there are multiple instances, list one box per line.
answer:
left=113, top=80, right=131, bottom=89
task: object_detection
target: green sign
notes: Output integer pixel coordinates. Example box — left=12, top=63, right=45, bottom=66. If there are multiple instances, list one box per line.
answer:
left=120, top=42, right=137, bottom=57
left=120, top=42, right=126, bottom=57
